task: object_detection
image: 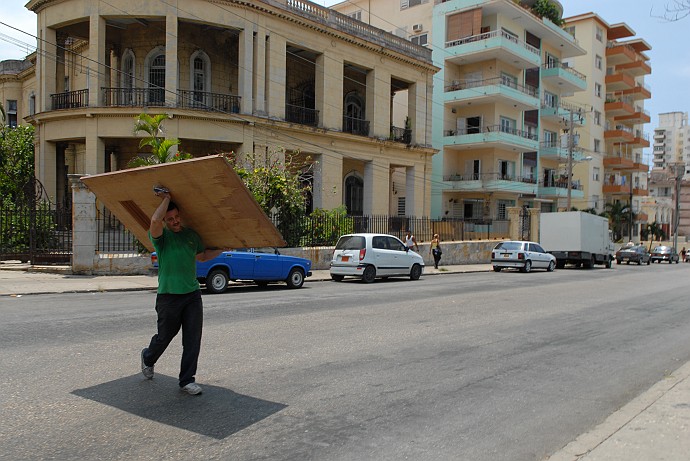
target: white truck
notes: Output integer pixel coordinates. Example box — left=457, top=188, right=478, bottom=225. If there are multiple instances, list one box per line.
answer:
left=539, top=211, right=614, bottom=269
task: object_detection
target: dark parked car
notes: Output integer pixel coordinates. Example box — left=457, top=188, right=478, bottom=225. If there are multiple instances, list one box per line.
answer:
left=152, top=247, right=312, bottom=294
left=650, top=246, right=679, bottom=264
left=615, top=245, right=651, bottom=265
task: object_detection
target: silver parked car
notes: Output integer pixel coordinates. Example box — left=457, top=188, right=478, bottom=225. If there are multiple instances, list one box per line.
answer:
left=491, top=240, right=556, bottom=273
left=330, top=233, right=425, bottom=283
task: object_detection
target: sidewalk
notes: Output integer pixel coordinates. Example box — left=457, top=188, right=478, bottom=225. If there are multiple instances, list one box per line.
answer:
left=1, top=262, right=689, bottom=460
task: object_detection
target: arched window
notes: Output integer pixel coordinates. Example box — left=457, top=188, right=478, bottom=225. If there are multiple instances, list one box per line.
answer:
left=189, top=50, right=211, bottom=107
left=121, top=49, right=135, bottom=104
left=144, top=46, right=166, bottom=105
left=344, top=173, right=364, bottom=216
left=343, top=91, right=366, bottom=135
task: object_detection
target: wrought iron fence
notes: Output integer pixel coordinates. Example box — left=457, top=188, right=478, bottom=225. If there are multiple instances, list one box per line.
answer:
left=0, top=202, right=72, bottom=264
left=96, top=207, right=142, bottom=253
left=272, top=214, right=510, bottom=247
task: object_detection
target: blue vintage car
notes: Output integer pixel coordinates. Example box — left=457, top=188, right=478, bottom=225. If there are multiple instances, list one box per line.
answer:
left=151, top=248, right=312, bottom=294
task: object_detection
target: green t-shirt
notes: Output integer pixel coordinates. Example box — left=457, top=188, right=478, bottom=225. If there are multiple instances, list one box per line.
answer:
left=150, top=227, right=204, bottom=294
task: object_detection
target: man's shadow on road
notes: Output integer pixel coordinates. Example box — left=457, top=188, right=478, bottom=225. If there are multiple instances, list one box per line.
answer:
left=72, top=374, right=286, bottom=439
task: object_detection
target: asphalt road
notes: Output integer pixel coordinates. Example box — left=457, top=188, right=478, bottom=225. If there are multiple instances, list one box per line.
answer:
left=2, top=263, right=690, bottom=461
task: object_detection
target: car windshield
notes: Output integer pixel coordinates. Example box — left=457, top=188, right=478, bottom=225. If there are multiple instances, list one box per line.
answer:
left=336, top=235, right=366, bottom=250
left=652, top=246, right=669, bottom=252
left=495, top=241, right=522, bottom=251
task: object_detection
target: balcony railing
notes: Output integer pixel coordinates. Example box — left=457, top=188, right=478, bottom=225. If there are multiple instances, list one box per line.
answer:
left=444, top=173, right=538, bottom=184
left=101, top=88, right=166, bottom=107
left=178, top=90, right=241, bottom=113
left=343, top=116, right=370, bottom=136
left=390, top=125, right=411, bottom=144
left=445, top=29, right=540, bottom=56
left=285, top=104, right=318, bottom=126
left=445, top=125, right=538, bottom=141
left=542, top=60, right=586, bottom=81
left=445, top=76, right=538, bottom=98
left=51, top=89, right=88, bottom=110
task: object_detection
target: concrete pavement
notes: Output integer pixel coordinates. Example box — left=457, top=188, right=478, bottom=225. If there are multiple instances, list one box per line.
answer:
left=1, top=261, right=689, bottom=460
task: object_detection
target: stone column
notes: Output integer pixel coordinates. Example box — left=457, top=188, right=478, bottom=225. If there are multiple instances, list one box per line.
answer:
left=238, top=25, right=254, bottom=115
left=39, top=25, right=57, bottom=112
left=165, top=15, right=179, bottom=107
left=316, top=52, right=343, bottom=130
left=85, top=120, right=105, bottom=175
left=88, top=14, right=106, bottom=107
left=364, top=158, right=389, bottom=215
left=266, top=33, right=286, bottom=119
left=529, top=207, right=540, bottom=242
left=405, top=166, right=417, bottom=217
left=366, top=67, right=391, bottom=138
left=507, top=206, right=521, bottom=240
left=313, top=152, right=343, bottom=210
left=70, top=175, right=97, bottom=274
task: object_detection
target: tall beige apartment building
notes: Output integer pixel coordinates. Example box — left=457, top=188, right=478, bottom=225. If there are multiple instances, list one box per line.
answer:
left=562, top=13, right=652, bottom=238
left=1, top=0, right=438, bottom=217
left=334, top=0, right=591, bottom=221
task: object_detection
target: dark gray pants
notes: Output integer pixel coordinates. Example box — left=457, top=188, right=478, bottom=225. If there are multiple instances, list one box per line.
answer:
left=143, top=290, right=203, bottom=387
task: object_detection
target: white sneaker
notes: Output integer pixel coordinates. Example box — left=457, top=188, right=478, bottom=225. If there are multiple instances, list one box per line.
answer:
left=141, top=349, right=154, bottom=379
left=181, top=383, right=202, bottom=395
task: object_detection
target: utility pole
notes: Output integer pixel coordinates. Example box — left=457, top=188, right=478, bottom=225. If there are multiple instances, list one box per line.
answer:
left=565, top=108, right=582, bottom=211
left=671, top=162, right=684, bottom=250
left=566, top=109, right=575, bottom=211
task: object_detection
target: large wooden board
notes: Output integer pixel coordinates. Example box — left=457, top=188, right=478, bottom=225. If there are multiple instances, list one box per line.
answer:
left=81, top=155, right=286, bottom=252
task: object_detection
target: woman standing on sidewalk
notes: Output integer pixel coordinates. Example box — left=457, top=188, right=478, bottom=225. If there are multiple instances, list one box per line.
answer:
left=430, top=233, right=442, bottom=269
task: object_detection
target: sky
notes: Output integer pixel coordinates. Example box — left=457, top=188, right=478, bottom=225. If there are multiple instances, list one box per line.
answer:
left=1, top=0, right=689, bottom=162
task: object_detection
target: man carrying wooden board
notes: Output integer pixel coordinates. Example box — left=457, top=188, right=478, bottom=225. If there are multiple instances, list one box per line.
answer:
left=140, top=186, right=224, bottom=395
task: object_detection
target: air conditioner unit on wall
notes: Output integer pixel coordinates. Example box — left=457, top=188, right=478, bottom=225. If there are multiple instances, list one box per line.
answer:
left=412, top=24, right=423, bottom=32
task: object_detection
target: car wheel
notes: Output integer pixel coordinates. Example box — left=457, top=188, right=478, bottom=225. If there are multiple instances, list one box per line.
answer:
left=547, top=260, right=555, bottom=272
left=647, top=259, right=650, bottom=265
left=206, top=269, right=229, bottom=294
left=286, top=268, right=305, bottom=289
left=521, top=260, right=532, bottom=273
left=409, top=264, right=422, bottom=280
left=606, top=258, right=612, bottom=269
left=331, top=274, right=344, bottom=282
left=616, top=259, right=621, bottom=265
left=362, top=265, right=376, bottom=283
left=556, top=261, right=565, bottom=269
left=493, top=266, right=502, bottom=272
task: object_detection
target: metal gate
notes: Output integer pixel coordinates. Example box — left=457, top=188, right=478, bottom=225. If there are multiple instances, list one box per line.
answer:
left=519, top=206, right=531, bottom=241
left=0, top=178, right=72, bottom=264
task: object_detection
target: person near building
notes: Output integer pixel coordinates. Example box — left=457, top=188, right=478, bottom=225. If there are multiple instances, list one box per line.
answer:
left=681, top=247, right=686, bottom=262
left=430, top=233, right=442, bottom=269
left=140, top=188, right=223, bottom=395
left=404, top=230, right=419, bottom=252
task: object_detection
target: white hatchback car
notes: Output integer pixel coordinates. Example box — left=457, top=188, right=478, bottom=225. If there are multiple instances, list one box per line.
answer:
left=491, top=240, right=556, bottom=273
left=330, top=233, right=425, bottom=283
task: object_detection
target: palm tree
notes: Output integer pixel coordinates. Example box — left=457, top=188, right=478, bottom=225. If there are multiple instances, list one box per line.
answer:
left=604, top=201, right=631, bottom=242
left=646, top=221, right=667, bottom=249
left=127, top=113, right=191, bottom=167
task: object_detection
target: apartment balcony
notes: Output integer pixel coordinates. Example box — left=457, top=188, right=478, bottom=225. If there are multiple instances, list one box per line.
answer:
left=443, top=172, right=537, bottom=194
left=539, top=141, right=586, bottom=161
left=604, top=125, right=635, bottom=143
left=541, top=61, right=586, bottom=93
left=605, top=73, right=636, bottom=91
left=653, top=132, right=666, bottom=140
left=444, top=77, right=539, bottom=111
left=443, top=124, right=539, bottom=151
left=50, top=89, right=89, bottom=110
left=286, top=104, right=319, bottom=127
left=342, top=116, right=370, bottom=136
left=604, top=152, right=649, bottom=172
left=540, top=102, right=586, bottom=126
left=622, top=83, right=652, bottom=101
left=602, top=183, right=647, bottom=196
left=615, top=108, right=651, bottom=125
left=390, top=125, right=411, bottom=144
left=606, top=42, right=639, bottom=65
left=605, top=96, right=635, bottom=116
left=615, top=60, right=651, bottom=77
left=540, top=179, right=584, bottom=199
left=444, top=30, right=540, bottom=69
left=629, top=132, right=650, bottom=148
